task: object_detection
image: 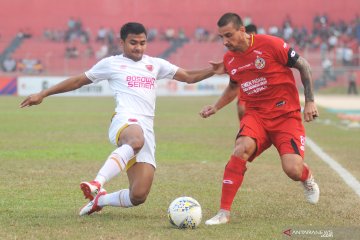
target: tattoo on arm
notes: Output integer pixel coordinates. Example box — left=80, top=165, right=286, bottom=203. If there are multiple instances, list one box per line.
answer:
left=294, top=56, right=314, bottom=102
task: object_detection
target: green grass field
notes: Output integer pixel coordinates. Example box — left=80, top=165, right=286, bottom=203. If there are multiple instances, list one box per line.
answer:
left=1, top=96, right=359, bottom=240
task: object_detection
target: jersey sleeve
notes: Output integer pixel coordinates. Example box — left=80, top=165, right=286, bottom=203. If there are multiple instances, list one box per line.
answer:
left=270, top=36, right=299, bottom=68
left=155, top=58, right=179, bottom=80
left=85, top=57, right=112, bottom=83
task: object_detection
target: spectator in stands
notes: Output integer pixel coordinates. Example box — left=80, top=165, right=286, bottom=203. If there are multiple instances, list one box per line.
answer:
left=34, top=60, right=44, bottom=74
left=178, top=28, right=187, bottom=41
left=17, top=29, right=32, bottom=39
left=2, top=57, right=17, bottom=72
left=84, top=45, right=94, bottom=58
left=195, top=27, right=206, bottom=41
left=16, top=59, right=25, bottom=72
left=356, top=19, right=360, bottom=44
left=321, top=57, right=336, bottom=84
left=147, top=28, right=158, bottom=42
left=245, top=24, right=257, bottom=35
left=348, top=70, right=358, bottom=95
left=164, top=27, right=175, bottom=41
left=342, top=44, right=354, bottom=66
left=67, top=17, right=76, bottom=30
left=65, top=45, right=79, bottom=59
left=17, top=58, right=41, bottom=74
left=96, top=27, right=107, bottom=42
left=96, top=44, right=108, bottom=59
left=107, top=29, right=115, bottom=44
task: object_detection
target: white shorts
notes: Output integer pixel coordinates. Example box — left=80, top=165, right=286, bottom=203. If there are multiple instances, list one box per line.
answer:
left=108, top=113, right=156, bottom=168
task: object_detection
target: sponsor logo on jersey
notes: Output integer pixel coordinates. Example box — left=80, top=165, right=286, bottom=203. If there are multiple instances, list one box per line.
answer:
left=254, top=56, right=265, bottom=69
left=241, top=77, right=268, bottom=95
left=237, top=63, right=252, bottom=71
left=126, top=76, right=155, bottom=89
left=145, top=65, right=153, bottom=71
left=253, top=50, right=262, bottom=55
left=231, top=69, right=237, bottom=75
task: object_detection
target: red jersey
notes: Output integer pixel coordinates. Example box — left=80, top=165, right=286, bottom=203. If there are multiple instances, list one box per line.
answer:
left=224, top=34, right=301, bottom=119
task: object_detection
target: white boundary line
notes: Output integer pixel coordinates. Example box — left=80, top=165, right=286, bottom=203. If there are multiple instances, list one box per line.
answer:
left=306, top=137, right=360, bottom=197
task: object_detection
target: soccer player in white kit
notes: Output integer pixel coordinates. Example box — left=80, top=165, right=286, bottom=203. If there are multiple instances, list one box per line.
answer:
left=20, top=22, right=224, bottom=216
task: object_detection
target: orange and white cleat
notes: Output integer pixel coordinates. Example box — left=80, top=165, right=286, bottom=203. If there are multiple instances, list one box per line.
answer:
left=79, top=190, right=107, bottom=216
left=80, top=181, right=102, bottom=201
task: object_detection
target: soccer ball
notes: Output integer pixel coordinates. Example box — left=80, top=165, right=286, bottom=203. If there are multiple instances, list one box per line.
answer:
left=167, top=196, right=202, bottom=229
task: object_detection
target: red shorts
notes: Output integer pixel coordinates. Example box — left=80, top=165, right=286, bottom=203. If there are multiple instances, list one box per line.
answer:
left=237, top=111, right=305, bottom=161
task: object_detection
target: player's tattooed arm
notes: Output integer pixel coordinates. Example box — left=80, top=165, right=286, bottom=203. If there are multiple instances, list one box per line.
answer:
left=294, top=56, right=314, bottom=102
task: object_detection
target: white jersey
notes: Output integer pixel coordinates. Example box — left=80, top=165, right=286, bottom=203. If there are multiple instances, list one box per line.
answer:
left=85, top=54, right=179, bottom=117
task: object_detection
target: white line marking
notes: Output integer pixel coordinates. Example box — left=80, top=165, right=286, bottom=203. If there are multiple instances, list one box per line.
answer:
left=306, top=137, right=360, bottom=197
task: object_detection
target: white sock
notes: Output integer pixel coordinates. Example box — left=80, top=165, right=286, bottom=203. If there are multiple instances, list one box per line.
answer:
left=94, top=175, right=106, bottom=187
left=98, top=189, right=133, bottom=208
left=96, top=144, right=134, bottom=184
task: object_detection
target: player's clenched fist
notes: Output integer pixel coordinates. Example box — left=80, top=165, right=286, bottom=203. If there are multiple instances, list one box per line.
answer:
left=199, top=105, right=217, bottom=118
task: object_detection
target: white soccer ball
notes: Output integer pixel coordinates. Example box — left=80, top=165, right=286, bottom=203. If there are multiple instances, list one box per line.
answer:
left=167, top=196, right=202, bottom=229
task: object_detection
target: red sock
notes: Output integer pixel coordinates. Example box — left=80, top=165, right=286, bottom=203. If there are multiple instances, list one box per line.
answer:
left=300, top=164, right=310, bottom=181
left=220, top=155, right=247, bottom=211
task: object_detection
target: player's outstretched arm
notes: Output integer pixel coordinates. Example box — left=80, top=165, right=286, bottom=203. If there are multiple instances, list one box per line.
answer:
left=199, top=81, right=238, bottom=118
left=20, top=73, right=92, bottom=108
left=173, top=61, right=224, bottom=84
left=293, top=56, right=319, bottom=122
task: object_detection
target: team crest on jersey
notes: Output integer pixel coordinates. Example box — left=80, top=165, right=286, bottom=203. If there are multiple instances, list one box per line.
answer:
left=254, top=56, right=265, bottom=69
left=145, top=65, right=153, bottom=71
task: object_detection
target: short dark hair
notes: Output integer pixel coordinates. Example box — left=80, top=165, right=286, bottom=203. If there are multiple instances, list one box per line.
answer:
left=217, top=13, right=243, bottom=29
left=245, top=24, right=257, bottom=34
left=120, top=22, right=147, bottom=40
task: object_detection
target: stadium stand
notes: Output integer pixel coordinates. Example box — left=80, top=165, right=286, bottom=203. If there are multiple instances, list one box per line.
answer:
left=0, top=0, right=358, bottom=90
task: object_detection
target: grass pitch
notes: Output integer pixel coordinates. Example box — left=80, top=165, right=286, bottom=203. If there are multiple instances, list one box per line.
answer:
left=0, top=96, right=359, bottom=240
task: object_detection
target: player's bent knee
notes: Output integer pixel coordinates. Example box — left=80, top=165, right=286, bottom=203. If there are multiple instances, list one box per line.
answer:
left=130, top=192, right=148, bottom=206
left=283, top=165, right=302, bottom=181
left=234, top=137, right=256, bottom=160
left=130, top=137, right=145, bottom=153
left=130, top=191, right=149, bottom=206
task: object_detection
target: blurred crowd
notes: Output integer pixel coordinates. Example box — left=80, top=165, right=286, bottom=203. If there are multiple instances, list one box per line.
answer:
left=0, top=14, right=359, bottom=76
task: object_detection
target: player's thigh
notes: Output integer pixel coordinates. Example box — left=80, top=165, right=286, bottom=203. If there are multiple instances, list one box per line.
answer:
left=127, top=162, right=155, bottom=197
left=118, top=124, right=145, bottom=150
left=269, top=111, right=305, bottom=159
left=235, top=113, right=271, bottom=161
left=108, top=114, right=145, bottom=151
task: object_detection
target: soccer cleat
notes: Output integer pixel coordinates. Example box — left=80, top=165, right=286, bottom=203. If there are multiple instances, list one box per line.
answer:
left=302, top=175, right=320, bottom=204
left=205, top=209, right=230, bottom=225
left=80, top=181, right=102, bottom=201
left=79, top=190, right=107, bottom=216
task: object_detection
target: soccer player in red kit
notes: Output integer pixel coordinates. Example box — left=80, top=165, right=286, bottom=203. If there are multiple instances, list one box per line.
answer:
left=200, top=13, right=320, bottom=225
